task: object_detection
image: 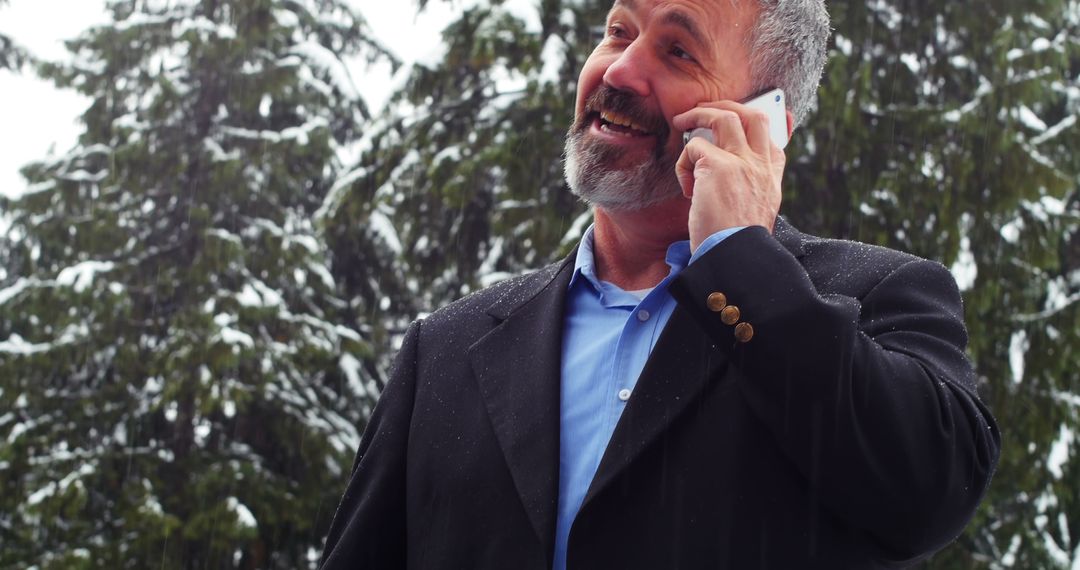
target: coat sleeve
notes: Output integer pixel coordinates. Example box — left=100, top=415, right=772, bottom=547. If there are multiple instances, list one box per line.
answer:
left=669, top=226, right=1001, bottom=564
left=319, top=320, right=421, bottom=569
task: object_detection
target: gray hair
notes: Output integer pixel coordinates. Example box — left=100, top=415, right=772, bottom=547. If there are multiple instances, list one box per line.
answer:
left=748, top=0, right=831, bottom=127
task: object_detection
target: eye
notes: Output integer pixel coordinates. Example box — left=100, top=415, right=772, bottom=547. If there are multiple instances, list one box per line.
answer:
left=607, top=24, right=628, bottom=39
left=670, top=44, right=695, bottom=62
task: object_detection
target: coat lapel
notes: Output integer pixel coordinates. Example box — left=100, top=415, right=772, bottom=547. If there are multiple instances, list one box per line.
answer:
left=582, top=216, right=808, bottom=507
left=464, top=218, right=806, bottom=549
left=581, top=305, right=729, bottom=507
left=467, top=255, right=575, bottom=563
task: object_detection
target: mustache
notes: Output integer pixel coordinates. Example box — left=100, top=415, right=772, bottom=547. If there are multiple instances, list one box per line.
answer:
left=578, top=86, right=671, bottom=141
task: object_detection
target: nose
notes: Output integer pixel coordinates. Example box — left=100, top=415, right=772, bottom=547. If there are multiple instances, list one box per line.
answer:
left=601, top=41, right=652, bottom=97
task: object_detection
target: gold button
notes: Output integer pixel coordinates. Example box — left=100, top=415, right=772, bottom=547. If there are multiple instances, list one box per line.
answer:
left=706, top=292, right=727, bottom=312
left=735, top=322, right=754, bottom=343
left=720, top=305, right=741, bottom=325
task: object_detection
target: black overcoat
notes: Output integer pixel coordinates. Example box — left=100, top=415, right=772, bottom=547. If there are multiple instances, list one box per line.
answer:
left=320, top=219, right=1000, bottom=569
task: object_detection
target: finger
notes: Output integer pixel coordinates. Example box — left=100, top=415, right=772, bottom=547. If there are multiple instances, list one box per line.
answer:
left=674, top=137, right=739, bottom=199
left=675, top=145, right=697, bottom=199
left=695, top=100, right=773, bottom=156
left=672, top=108, right=749, bottom=155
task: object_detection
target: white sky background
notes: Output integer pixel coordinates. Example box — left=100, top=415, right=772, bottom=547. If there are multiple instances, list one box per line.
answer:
left=0, top=0, right=457, bottom=198
left=0, top=0, right=108, bottom=198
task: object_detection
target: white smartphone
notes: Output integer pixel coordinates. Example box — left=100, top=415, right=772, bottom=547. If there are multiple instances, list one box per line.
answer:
left=682, top=87, right=788, bottom=149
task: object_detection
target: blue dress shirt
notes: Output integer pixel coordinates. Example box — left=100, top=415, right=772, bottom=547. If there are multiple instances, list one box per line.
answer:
left=553, top=225, right=742, bottom=570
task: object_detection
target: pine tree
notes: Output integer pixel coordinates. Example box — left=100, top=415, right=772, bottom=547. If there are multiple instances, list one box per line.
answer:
left=326, top=0, right=1079, bottom=566
left=0, top=0, right=393, bottom=567
left=791, top=1, right=1079, bottom=566
left=320, top=0, right=607, bottom=326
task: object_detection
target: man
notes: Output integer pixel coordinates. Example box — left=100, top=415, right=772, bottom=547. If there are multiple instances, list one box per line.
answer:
left=321, top=0, right=1000, bottom=568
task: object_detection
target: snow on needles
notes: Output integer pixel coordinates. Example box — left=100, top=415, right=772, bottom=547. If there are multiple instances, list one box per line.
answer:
left=339, top=352, right=369, bottom=399
left=368, top=207, right=403, bottom=255
left=227, top=496, right=258, bottom=529
left=1046, top=424, right=1075, bottom=480
left=0, top=277, right=33, bottom=306
left=291, top=40, right=360, bottom=101
left=1009, top=330, right=1029, bottom=384
left=56, top=260, right=115, bottom=293
left=26, top=463, right=95, bottom=507
left=949, top=214, right=977, bottom=292
left=1015, top=105, right=1048, bottom=132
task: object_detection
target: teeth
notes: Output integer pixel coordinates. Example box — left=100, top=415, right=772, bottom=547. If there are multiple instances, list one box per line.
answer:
left=600, top=124, right=638, bottom=137
left=600, top=111, right=647, bottom=133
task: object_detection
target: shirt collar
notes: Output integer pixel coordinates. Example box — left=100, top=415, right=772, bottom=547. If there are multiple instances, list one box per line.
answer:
left=568, top=224, right=693, bottom=294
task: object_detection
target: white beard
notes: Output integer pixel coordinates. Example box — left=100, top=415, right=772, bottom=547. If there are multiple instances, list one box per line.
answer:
left=563, top=127, right=682, bottom=212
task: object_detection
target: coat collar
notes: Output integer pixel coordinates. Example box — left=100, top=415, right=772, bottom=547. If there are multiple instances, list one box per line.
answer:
left=773, top=215, right=808, bottom=259
left=482, top=255, right=575, bottom=320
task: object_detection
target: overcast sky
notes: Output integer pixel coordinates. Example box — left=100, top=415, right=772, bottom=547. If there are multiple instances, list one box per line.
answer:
left=0, top=0, right=457, bottom=198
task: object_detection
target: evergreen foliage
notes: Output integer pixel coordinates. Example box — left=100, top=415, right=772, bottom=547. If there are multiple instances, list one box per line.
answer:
left=0, top=32, right=27, bottom=71
left=0, top=0, right=1076, bottom=566
left=791, top=3, right=1080, bottom=566
left=319, top=0, right=603, bottom=325
left=0, top=0, right=391, bottom=567
left=324, top=0, right=1079, bottom=566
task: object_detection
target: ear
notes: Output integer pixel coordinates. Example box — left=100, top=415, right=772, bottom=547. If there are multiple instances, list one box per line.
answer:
left=785, top=110, right=795, bottom=138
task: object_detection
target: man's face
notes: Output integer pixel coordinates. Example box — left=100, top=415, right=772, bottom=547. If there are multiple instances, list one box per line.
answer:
left=564, top=0, right=758, bottom=212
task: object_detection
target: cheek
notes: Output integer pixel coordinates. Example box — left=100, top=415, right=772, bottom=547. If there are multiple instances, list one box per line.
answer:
left=690, top=73, right=728, bottom=103
left=658, top=74, right=723, bottom=119
left=574, top=54, right=608, bottom=115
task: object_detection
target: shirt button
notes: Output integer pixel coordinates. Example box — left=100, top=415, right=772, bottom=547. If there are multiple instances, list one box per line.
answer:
left=637, top=309, right=650, bottom=322
left=618, top=389, right=632, bottom=402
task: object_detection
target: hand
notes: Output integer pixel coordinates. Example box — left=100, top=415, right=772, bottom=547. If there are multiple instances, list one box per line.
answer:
left=673, top=101, right=787, bottom=251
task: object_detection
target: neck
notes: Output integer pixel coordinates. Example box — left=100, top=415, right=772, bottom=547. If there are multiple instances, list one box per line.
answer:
left=591, top=198, right=690, bottom=290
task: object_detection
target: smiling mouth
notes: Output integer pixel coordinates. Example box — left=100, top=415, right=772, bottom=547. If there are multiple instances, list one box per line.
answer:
left=594, top=110, right=653, bottom=137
